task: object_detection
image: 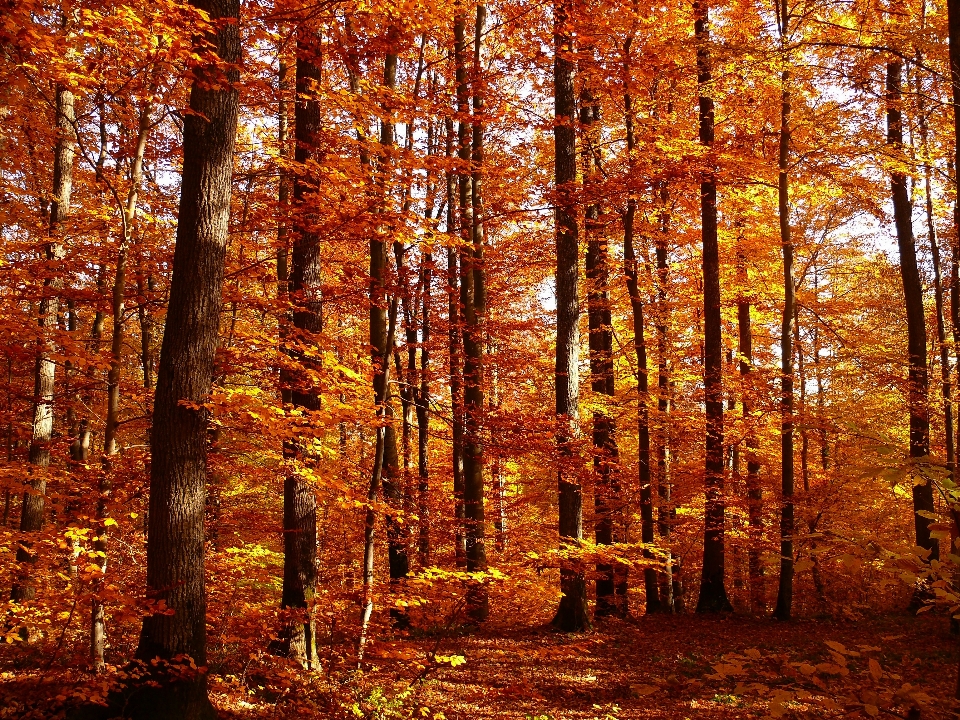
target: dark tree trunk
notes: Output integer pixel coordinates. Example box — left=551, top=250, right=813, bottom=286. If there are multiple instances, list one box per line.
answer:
left=623, top=201, right=658, bottom=615
left=13, top=77, right=75, bottom=603
left=737, top=246, right=765, bottom=614
left=918, top=71, right=954, bottom=482
left=887, top=61, right=935, bottom=564
left=132, top=2, right=239, bottom=717
left=694, top=0, right=731, bottom=614
left=552, top=0, right=588, bottom=632
left=378, top=51, right=409, bottom=606
left=416, top=252, right=432, bottom=565
left=457, top=3, right=489, bottom=621
left=655, top=190, right=678, bottom=611
left=774, top=25, right=795, bottom=619
left=586, top=83, right=627, bottom=618
left=276, top=30, right=323, bottom=669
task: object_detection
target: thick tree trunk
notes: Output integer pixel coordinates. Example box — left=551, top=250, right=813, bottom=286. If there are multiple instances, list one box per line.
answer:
left=132, top=2, right=239, bottom=717
left=694, top=0, right=731, bottom=614
left=774, top=48, right=795, bottom=620
left=12, top=78, right=75, bottom=603
left=552, top=0, right=588, bottom=632
left=886, top=61, right=935, bottom=564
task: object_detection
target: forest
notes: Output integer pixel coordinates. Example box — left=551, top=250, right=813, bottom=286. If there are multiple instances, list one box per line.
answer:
left=1, top=0, right=960, bottom=717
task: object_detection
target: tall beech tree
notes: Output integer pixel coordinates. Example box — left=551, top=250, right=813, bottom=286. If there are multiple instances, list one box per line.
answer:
left=885, top=59, right=935, bottom=566
left=132, top=1, right=239, bottom=717
left=774, top=2, right=795, bottom=621
left=694, top=0, right=732, bottom=614
left=553, top=0, right=588, bottom=631
left=584, top=78, right=626, bottom=617
left=737, top=240, right=764, bottom=613
left=621, top=42, right=657, bottom=614
left=277, top=27, right=323, bottom=668
left=12, top=59, right=75, bottom=604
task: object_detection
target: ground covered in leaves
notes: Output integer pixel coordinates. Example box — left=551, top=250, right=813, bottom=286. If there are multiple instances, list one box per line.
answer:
left=2, top=612, right=955, bottom=719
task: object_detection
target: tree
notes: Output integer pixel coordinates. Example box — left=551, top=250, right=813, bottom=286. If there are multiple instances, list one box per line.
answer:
left=694, top=0, right=732, bottom=614
left=11, top=29, right=75, bottom=603
left=132, top=1, right=240, bottom=716
left=552, top=0, right=589, bottom=632
left=774, top=0, right=795, bottom=622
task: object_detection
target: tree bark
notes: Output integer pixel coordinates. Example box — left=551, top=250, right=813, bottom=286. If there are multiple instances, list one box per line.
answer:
left=774, top=20, right=795, bottom=619
left=552, top=0, right=588, bottom=632
left=694, top=0, right=731, bottom=614
left=586, top=82, right=627, bottom=618
left=12, top=75, right=75, bottom=603
left=459, top=3, right=489, bottom=621
left=886, top=60, right=935, bottom=563
left=737, top=244, right=764, bottom=613
left=276, top=29, right=323, bottom=669
left=132, top=2, right=239, bottom=716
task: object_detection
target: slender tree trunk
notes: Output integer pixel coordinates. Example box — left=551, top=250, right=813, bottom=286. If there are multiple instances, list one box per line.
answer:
left=489, top=345, right=506, bottom=551
left=737, top=245, right=764, bottom=613
left=586, top=81, right=627, bottom=618
left=552, top=0, right=588, bottom=632
left=887, top=60, right=935, bottom=564
left=416, top=252, right=432, bottom=565
left=90, top=99, right=152, bottom=674
left=950, top=4, right=960, bottom=696
left=694, top=0, right=731, bottom=614
left=774, top=22, right=795, bottom=619
left=655, top=190, right=677, bottom=611
left=276, top=29, right=323, bottom=668
left=916, top=52, right=954, bottom=481
left=132, top=3, right=238, bottom=716
left=12, top=77, right=75, bottom=603
left=458, top=3, right=489, bottom=621
left=378, top=50, right=410, bottom=614
left=359, top=299, right=399, bottom=660
left=621, top=61, right=655, bottom=613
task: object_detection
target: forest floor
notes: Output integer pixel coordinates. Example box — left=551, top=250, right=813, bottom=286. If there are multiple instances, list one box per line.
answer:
left=2, top=612, right=956, bottom=719
left=228, top=612, right=956, bottom=719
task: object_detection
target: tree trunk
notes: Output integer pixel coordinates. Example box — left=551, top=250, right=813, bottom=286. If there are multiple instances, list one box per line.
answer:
left=655, top=189, right=678, bottom=611
left=72, top=265, right=105, bottom=463
left=12, top=76, right=75, bottom=603
left=552, top=0, right=588, bottom=632
left=132, top=3, right=239, bottom=717
left=916, top=51, right=954, bottom=481
left=694, top=0, right=731, bottom=614
left=737, top=245, right=764, bottom=613
left=459, top=3, right=489, bottom=621
left=774, top=34, right=795, bottom=620
left=377, top=50, right=409, bottom=617
left=887, top=60, right=935, bottom=563
left=276, top=30, right=323, bottom=669
left=586, top=82, right=627, bottom=618
left=416, top=252, right=432, bottom=566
